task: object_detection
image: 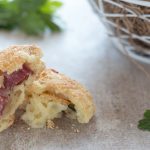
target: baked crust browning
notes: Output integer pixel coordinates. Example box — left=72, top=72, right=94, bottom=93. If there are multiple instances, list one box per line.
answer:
left=0, top=45, right=43, bottom=74
left=0, top=45, right=45, bottom=132
left=30, top=69, right=95, bottom=123
left=0, top=45, right=95, bottom=131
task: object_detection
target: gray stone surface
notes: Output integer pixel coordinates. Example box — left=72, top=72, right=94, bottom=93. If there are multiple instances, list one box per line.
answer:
left=0, top=0, right=150, bottom=150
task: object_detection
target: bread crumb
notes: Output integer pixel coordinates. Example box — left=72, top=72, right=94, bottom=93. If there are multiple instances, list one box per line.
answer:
left=55, top=126, right=59, bottom=129
left=130, top=123, right=134, bottom=128
left=46, top=120, right=55, bottom=129
left=74, top=129, right=80, bottom=133
left=27, top=127, right=30, bottom=130
left=72, top=124, right=75, bottom=127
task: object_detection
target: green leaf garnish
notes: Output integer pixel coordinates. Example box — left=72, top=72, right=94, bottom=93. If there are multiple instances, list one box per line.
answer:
left=0, top=0, right=63, bottom=35
left=138, top=110, right=150, bottom=131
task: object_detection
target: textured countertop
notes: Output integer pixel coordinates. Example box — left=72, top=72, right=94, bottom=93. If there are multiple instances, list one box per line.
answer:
left=0, top=0, right=150, bottom=150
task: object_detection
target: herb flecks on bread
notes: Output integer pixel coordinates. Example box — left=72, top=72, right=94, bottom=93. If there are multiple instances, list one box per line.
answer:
left=0, top=45, right=95, bottom=132
left=22, top=69, right=95, bottom=128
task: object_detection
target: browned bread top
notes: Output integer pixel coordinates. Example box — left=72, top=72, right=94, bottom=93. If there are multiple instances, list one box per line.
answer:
left=0, top=45, right=43, bottom=74
left=31, top=69, right=95, bottom=123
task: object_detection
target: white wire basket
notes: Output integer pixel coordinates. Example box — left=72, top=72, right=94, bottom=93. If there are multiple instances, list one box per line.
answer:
left=89, top=0, right=150, bottom=64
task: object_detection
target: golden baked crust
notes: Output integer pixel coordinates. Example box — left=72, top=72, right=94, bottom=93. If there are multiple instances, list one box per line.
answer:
left=0, top=45, right=43, bottom=74
left=26, top=69, right=95, bottom=124
left=0, top=45, right=45, bottom=132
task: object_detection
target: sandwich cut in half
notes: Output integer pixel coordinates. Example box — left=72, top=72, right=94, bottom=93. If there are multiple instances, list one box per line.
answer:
left=0, top=45, right=45, bottom=132
left=22, top=69, right=95, bottom=128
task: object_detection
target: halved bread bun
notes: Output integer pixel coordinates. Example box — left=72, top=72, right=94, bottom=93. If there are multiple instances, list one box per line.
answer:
left=0, top=45, right=45, bottom=132
left=22, top=69, right=95, bottom=128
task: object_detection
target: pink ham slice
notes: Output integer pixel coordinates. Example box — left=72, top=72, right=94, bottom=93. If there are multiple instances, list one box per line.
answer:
left=0, top=64, right=32, bottom=115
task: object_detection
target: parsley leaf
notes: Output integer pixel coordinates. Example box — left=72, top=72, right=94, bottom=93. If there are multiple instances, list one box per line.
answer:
left=0, top=0, right=62, bottom=35
left=40, top=0, right=63, bottom=14
left=138, top=110, right=150, bottom=131
left=19, top=13, right=46, bottom=35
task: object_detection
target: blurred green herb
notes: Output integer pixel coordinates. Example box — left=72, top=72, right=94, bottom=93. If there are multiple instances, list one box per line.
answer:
left=138, top=110, right=150, bottom=131
left=0, top=0, right=63, bottom=35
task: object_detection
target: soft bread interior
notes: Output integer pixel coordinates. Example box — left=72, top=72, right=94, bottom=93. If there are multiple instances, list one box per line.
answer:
left=2, top=84, right=25, bottom=118
left=0, top=46, right=45, bottom=132
left=22, top=91, right=92, bottom=128
left=22, top=69, right=95, bottom=128
left=22, top=94, right=67, bottom=128
left=2, top=75, right=35, bottom=117
left=0, top=75, right=34, bottom=132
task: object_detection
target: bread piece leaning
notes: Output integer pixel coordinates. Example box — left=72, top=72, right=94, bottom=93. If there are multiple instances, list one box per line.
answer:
left=22, top=69, right=95, bottom=128
left=0, top=45, right=45, bottom=132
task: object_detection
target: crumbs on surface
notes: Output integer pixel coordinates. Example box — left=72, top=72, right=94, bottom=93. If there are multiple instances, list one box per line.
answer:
left=55, top=126, right=59, bottom=129
left=73, top=129, right=80, bottom=133
left=71, top=124, right=80, bottom=133
left=46, top=120, right=55, bottom=129
left=45, top=121, right=80, bottom=132
left=27, top=127, right=30, bottom=130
